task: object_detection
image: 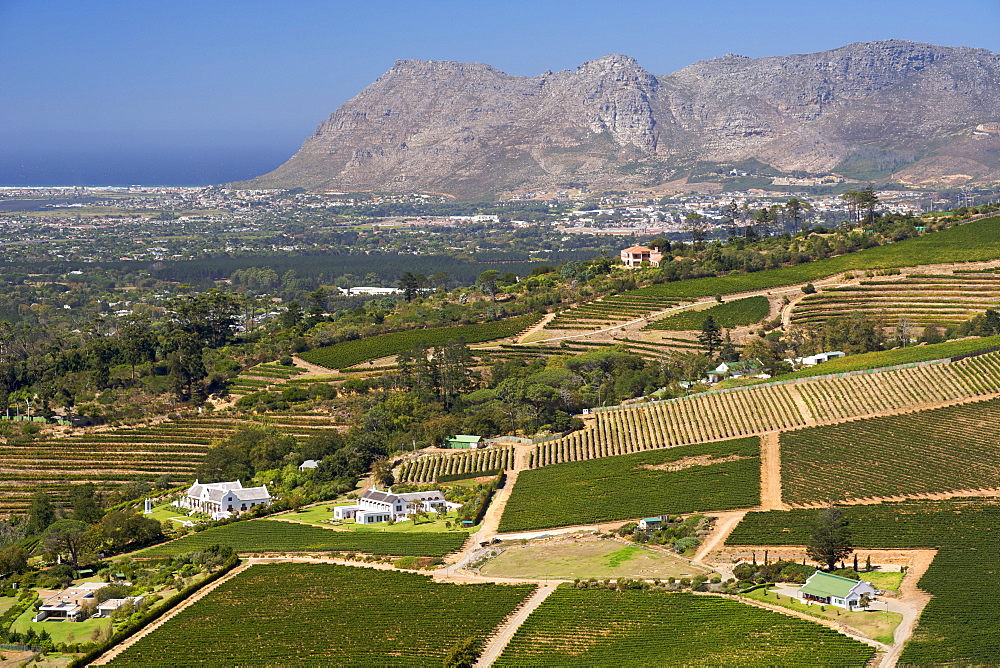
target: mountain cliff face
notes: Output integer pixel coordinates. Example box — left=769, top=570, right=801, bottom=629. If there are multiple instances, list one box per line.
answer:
left=237, top=41, right=1000, bottom=196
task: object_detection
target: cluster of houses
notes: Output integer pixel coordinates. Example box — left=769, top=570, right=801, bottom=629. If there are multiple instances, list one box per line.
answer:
left=333, top=486, right=460, bottom=524
left=34, top=582, right=143, bottom=622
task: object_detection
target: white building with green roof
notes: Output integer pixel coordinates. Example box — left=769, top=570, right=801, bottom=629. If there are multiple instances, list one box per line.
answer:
left=797, top=571, right=877, bottom=610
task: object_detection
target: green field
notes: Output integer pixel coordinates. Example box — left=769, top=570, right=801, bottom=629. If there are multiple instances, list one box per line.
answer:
left=645, top=296, right=770, bottom=331
left=108, top=563, right=534, bottom=667
left=137, top=519, right=469, bottom=557
left=500, top=438, right=760, bottom=533
left=781, top=397, right=1000, bottom=505
left=778, top=334, right=1000, bottom=380
left=630, top=215, right=1000, bottom=301
left=479, top=539, right=711, bottom=580
left=299, top=314, right=536, bottom=369
left=726, top=499, right=1000, bottom=665
left=494, top=588, right=876, bottom=666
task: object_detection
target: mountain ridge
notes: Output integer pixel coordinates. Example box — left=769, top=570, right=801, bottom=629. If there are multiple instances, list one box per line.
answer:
left=235, top=40, right=1000, bottom=197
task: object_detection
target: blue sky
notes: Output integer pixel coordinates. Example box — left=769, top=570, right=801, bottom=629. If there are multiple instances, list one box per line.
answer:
left=2, top=0, right=998, bottom=185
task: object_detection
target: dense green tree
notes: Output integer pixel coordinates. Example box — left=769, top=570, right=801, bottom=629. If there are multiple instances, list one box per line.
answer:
left=165, top=329, right=207, bottom=402
left=97, top=510, right=163, bottom=550
left=442, top=636, right=481, bottom=668
left=42, top=519, right=91, bottom=567
left=807, top=507, right=853, bottom=571
left=697, top=316, right=722, bottom=355
left=25, top=491, right=57, bottom=536
left=69, top=483, right=103, bottom=524
left=0, top=545, right=29, bottom=575
left=477, top=270, right=501, bottom=302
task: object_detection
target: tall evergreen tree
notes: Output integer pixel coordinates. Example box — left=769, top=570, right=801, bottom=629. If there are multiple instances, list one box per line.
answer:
left=807, top=507, right=853, bottom=571
left=698, top=316, right=723, bottom=355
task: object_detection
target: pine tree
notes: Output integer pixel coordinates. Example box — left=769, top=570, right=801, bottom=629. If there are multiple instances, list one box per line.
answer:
left=698, top=316, right=723, bottom=355
left=807, top=507, right=853, bottom=571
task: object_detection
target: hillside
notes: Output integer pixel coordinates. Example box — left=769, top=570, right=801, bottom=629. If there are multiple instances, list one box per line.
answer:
left=236, top=40, right=1000, bottom=197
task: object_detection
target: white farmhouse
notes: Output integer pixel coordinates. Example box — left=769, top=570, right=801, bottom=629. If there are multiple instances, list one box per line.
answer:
left=180, top=480, right=272, bottom=520
left=797, top=571, right=877, bottom=610
left=784, top=351, right=846, bottom=368
left=333, top=486, right=454, bottom=524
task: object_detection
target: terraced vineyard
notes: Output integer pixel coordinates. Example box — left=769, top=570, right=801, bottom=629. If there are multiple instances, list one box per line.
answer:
left=532, top=351, right=1000, bottom=467
left=108, top=563, right=534, bottom=667
left=791, top=273, right=1000, bottom=327
left=626, top=214, right=1000, bottom=303
left=228, top=362, right=305, bottom=395
left=645, top=295, right=770, bottom=331
left=795, top=351, right=1000, bottom=421
left=396, top=446, right=516, bottom=483
left=0, top=409, right=346, bottom=514
left=726, top=499, right=1000, bottom=665
left=138, top=519, right=469, bottom=557
left=501, top=438, right=760, bottom=533
left=495, top=588, right=875, bottom=666
left=781, top=397, right=1000, bottom=506
left=0, top=419, right=238, bottom=514
left=531, top=384, right=804, bottom=466
left=545, top=295, right=677, bottom=330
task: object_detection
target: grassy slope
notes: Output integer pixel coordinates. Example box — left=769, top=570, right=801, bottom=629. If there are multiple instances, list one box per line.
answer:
left=299, top=313, right=536, bottom=369
left=632, top=215, right=1000, bottom=301
left=776, top=334, right=1000, bottom=379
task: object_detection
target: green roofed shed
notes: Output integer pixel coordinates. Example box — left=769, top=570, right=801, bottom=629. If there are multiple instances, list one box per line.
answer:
left=444, top=435, right=482, bottom=449
left=797, top=571, right=877, bottom=610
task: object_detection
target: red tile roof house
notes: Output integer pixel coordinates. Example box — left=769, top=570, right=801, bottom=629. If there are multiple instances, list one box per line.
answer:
left=620, top=245, right=664, bottom=268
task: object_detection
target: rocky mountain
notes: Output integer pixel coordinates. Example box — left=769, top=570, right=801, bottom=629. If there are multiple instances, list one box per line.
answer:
left=236, top=41, right=1000, bottom=197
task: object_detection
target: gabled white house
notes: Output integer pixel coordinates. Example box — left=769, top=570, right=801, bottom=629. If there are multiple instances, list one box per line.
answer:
left=298, top=459, right=321, bottom=471
left=333, top=486, right=456, bottom=524
left=180, top=480, right=272, bottom=520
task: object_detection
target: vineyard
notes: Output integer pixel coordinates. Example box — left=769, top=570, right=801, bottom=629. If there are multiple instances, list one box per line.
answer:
left=396, top=446, right=516, bottom=483
left=626, top=214, right=1000, bottom=303
left=494, top=588, right=875, bottom=666
left=228, top=362, right=305, bottom=395
left=299, top=314, right=537, bottom=370
left=137, top=519, right=469, bottom=557
left=530, top=350, right=1000, bottom=468
left=544, top=295, right=677, bottom=330
left=791, top=273, right=1000, bottom=327
left=781, top=397, right=1000, bottom=505
left=0, top=418, right=242, bottom=514
left=779, top=334, right=1000, bottom=379
left=530, top=384, right=804, bottom=467
left=500, top=438, right=760, bottom=533
left=645, top=296, right=770, bottom=331
left=108, top=563, right=534, bottom=667
left=726, top=499, right=1000, bottom=665
left=794, top=351, right=1000, bottom=421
